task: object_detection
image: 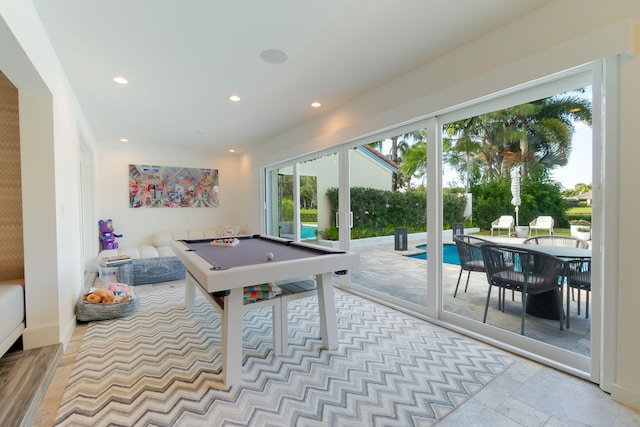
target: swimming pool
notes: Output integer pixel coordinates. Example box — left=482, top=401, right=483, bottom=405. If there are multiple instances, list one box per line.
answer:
left=407, top=243, right=461, bottom=265
left=301, top=224, right=317, bottom=239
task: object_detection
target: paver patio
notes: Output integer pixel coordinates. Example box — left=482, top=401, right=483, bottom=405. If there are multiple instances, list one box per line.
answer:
left=347, top=234, right=591, bottom=356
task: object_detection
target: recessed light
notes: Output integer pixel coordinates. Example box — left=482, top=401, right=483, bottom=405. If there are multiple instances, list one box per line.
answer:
left=113, top=76, right=128, bottom=85
left=229, top=95, right=241, bottom=102
left=311, top=102, right=321, bottom=108
left=119, top=138, right=129, bottom=142
left=229, top=149, right=236, bottom=153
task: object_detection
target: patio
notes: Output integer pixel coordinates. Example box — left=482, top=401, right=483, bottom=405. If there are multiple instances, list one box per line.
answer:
left=347, top=234, right=591, bottom=357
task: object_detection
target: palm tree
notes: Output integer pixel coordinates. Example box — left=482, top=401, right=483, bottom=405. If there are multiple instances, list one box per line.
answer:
left=444, top=115, right=501, bottom=190
left=443, top=90, right=592, bottom=183
left=370, top=130, right=422, bottom=191
left=398, top=139, right=426, bottom=186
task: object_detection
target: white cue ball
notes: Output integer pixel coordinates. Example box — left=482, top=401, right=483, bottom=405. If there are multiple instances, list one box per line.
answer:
left=266, top=252, right=274, bottom=261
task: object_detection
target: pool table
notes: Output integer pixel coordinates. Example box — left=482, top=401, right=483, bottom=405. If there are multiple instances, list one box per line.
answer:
left=172, top=234, right=359, bottom=386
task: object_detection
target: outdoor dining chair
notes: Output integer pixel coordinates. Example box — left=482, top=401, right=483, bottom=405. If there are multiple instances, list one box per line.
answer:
left=481, top=244, right=566, bottom=335
left=523, top=235, right=589, bottom=249
left=524, top=235, right=590, bottom=307
left=567, top=258, right=591, bottom=322
left=452, top=235, right=492, bottom=297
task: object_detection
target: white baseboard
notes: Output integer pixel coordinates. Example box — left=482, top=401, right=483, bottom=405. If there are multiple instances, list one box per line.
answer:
left=611, top=383, right=640, bottom=411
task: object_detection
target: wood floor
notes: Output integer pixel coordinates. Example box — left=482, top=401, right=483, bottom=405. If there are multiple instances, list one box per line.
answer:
left=0, top=341, right=62, bottom=426
left=0, top=323, right=87, bottom=427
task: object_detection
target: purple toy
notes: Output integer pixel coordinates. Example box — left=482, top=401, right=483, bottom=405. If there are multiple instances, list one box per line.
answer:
left=99, top=219, right=123, bottom=250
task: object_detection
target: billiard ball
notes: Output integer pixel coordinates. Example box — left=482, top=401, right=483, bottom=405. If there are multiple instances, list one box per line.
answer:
left=266, top=252, right=274, bottom=261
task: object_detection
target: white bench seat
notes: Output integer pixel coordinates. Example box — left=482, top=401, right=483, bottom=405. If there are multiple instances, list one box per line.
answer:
left=0, top=280, right=25, bottom=358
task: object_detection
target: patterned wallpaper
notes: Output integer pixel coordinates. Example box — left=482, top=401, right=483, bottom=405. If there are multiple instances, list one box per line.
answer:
left=0, top=71, right=24, bottom=281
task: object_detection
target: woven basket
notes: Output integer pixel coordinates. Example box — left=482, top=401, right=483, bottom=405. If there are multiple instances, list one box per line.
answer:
left=76, top=296, right=140, bottom=322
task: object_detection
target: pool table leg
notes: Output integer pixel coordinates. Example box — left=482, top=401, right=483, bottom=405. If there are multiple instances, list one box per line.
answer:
left=185, top=272, right=196, bottom=309
left=221, top=287, right=243, bottom=386
left=316, top=272, right=338, bottom=350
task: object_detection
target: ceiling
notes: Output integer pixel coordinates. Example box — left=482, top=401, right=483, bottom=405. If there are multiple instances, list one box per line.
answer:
left=32, top=0, right=552, bottom=153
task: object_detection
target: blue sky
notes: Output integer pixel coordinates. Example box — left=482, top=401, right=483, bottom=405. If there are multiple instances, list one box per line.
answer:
left=441, top=120, right=593, bottom=191
left=384, top=114, right=593, bottom=191
left=550, top=121, right=592, bottom=190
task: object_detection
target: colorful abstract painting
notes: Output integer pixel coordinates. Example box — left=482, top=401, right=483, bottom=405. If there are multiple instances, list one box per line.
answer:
left=129, top=164, right=219, bottom=208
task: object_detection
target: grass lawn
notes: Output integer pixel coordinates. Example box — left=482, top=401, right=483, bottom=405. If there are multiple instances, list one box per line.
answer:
left=567, top=206, right=592, bottom=215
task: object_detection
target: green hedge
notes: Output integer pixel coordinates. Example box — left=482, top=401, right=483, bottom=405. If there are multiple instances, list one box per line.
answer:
left=321, top=187, right=467, bottom=240
left=280, top=199, right=318, bottom=223
left=301, top=209, right=317, bottom=222
left=286, top=180, right=571, bottom=238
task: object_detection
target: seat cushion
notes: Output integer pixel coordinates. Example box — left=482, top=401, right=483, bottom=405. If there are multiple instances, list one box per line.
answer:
left=0, top=285, right=24, bottom=341
left=132, top=257, right=186, bottom=285
left=462, top=260, right=485, bottom=272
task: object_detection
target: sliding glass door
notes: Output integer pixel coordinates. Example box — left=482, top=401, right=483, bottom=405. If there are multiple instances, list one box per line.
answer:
left=437, top=69, right=596, bottom=375
left=346, top=136, right=429, bottom=310
left=266, top=166, right=295, bottom=239
left=264, top=61, right=610, bottom=384
left=266, top=151, right=340, bottom=244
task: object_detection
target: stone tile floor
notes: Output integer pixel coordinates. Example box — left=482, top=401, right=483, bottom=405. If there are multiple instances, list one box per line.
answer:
left=350, top=235, right=590, bottom=355
left=437, top=356, right=640, bottom=426
left=347, top=235, right=640, bottom=425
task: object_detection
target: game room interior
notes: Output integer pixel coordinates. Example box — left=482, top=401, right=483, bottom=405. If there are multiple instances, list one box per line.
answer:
left=2, top=0, right=640, bottom=424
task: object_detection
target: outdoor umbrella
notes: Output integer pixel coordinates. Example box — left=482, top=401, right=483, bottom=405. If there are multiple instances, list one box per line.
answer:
left=510, top=167, right=521, bottom=226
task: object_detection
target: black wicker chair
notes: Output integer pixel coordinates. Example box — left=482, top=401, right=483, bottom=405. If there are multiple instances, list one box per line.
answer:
left=452, top=235, right=492, bottom=297
left=481, top=244, right=566, bottom=335
left=523, top=235, right=589, bottom=249
left=524, top=235, right=590, bottom=311
left=567, top=258, right=591, bottom=324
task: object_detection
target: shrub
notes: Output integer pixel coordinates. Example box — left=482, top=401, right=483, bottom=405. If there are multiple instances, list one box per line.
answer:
left=321, top=186, right=466, bottom=240
left=281, top=199, right=293, bottom=221
left=280, top=203, right=317, bottom=223
left=569, top=219, right=591, bottom=226
left=300, top=209, right=317, bottom=223
left=471, top=177, right=568, bottom=229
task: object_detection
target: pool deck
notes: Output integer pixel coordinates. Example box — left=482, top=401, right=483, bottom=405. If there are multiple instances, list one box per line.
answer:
left=345, top=233, right=591, bottom=356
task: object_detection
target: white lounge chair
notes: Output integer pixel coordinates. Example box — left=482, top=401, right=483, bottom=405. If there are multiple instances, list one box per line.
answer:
left=529, top=216, right=555, bottom=235
left=491, top=215, right=514, bottom=236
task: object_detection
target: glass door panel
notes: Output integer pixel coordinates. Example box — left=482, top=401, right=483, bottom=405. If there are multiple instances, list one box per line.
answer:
left=346, top=135, right=428, bottom=309
left=266, top=166, right=294, bottom=238
left=297, top=152, right=339, bottom=245
left=297, top=165, right=319, bottom=242
left=440, top=85, right=593, bottom=358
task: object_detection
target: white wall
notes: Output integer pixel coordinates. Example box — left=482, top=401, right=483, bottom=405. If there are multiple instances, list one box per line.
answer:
left=246, top=0, right=640, bottom=409
left=0, top=1, right=89, bottom=349
left=615, top=35, right=640, bottom=408
left=93, top=143, right=250, bottom=250
left=350, top=149, right=394, bottom=190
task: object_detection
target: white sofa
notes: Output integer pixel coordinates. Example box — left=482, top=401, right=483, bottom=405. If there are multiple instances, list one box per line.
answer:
left=95, top=226, right=241, bottom=285
left=0, top=279, right=25, bottom=358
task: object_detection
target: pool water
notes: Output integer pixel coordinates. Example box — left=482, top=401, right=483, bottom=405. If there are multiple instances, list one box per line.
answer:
left=407, top=243, right=461, bottom=265
left=301, top=224, right=317, bottom=239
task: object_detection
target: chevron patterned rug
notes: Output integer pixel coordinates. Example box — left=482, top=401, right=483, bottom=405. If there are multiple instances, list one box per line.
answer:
left=55, top=282, right=513, bottom=426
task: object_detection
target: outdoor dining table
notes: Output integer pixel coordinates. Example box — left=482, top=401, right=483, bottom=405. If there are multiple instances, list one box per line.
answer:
left=499, top=243, right=592, bottom=322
